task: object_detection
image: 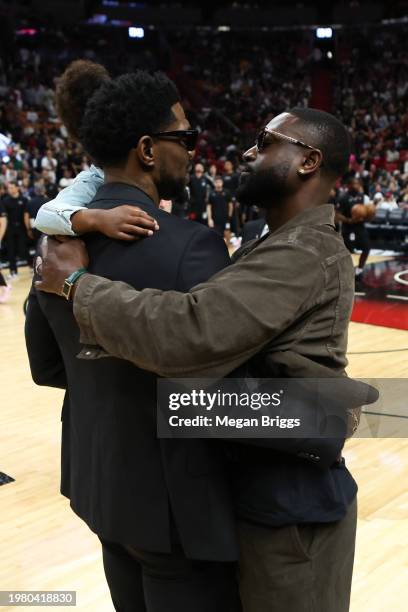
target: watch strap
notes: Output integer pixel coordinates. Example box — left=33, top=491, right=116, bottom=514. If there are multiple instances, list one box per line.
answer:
left=61, top=267, right=87, bottom=300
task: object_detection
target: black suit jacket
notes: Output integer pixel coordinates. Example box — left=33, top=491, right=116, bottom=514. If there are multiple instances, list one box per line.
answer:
left=25, top=183, right=238, bottom=561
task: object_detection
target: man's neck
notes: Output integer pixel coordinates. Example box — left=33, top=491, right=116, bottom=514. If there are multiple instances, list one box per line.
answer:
left=265, top=187, right=330, bottom=233
left=104, top=170, right=159, bottom=206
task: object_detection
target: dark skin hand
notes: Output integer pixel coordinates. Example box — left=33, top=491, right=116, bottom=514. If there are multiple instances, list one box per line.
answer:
left=35, top=237, right=89, bottom=298
left=71, top=205, right=159, bottom=240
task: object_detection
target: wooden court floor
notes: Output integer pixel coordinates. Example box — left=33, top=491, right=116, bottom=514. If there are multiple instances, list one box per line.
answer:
left=1, top=263, right=407, bottom=611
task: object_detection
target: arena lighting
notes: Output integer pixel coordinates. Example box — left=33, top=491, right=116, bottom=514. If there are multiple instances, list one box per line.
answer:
left=218, top=26, right=231, bottom=32
left=87, top=14, right=108, bottom=25
left=129, top=27, right=145, bottom=39
left=316, top=27, right=333, bottom=39
left=16, top=28, right=38, bottom=36
left=112, top=19, right=132, bottom=26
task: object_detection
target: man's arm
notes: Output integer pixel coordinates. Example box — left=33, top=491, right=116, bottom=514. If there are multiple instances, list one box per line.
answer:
left=206, top=203, right=214, bottom=228
left=228, top=200, right=234, bottom=219
left=72, top=237, right=324, bottom=377
left=335, top=196, right=356, bottom=225
left=335, top=211, right=353, bottom=225
left=23, top=210, right=32, bottom=239
left=25, top=287, right=67, bottom=389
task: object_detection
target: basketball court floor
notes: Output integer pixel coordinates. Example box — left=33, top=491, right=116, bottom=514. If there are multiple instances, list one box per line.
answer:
left=1, top=255, right=407, bottom=611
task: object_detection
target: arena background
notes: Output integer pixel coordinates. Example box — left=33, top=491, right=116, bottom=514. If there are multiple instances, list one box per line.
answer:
left=0, top=1, right=407, bottom=610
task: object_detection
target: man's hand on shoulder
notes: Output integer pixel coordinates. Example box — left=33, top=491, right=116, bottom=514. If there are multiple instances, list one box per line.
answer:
left=35, top=236, right=89, bottom=298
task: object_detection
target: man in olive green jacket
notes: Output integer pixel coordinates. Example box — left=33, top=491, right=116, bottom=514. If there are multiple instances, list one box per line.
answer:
left=36, top=108, right=362, bottom=612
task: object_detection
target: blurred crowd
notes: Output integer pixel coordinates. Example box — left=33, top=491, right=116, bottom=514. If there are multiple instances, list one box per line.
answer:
left=333, top=26, right=408, bottom=210
left=1, top=23, right=408, bottom=286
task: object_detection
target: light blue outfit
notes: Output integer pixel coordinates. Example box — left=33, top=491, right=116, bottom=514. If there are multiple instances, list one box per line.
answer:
left=34, top=165, right=104, bottom=235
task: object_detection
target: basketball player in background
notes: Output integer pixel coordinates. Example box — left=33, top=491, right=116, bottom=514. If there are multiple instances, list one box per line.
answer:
left=2, top=182, right=31, bottom=279
left=336, top=178, right=371, bottom=281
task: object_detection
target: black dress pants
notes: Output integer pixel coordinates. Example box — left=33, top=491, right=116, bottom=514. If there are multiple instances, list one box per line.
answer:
left=6, top=228, right=29, bottom=274
left=100, top=537, right=241, bottom=612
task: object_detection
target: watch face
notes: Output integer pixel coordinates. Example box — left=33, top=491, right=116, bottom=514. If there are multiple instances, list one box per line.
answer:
left=61, top=280, right=72, bottom=300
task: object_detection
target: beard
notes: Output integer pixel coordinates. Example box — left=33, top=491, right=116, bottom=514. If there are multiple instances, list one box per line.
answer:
left=237, top=160, right=292, bottom=209
left=157, top=171, right=186, bottom=201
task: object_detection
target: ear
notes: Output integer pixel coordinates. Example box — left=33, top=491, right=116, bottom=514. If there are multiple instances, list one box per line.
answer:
left=297, top=149, right=323, bottom=177
left=136, top=135, right=155, bottom=169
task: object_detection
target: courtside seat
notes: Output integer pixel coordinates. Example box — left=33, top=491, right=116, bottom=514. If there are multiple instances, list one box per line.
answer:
left=366, top=208, right=389, bottom=232
left=393, top=210, right=408, bottom=244
left=388, top=208, right=406, bottom=225
left=366, top=209, right=407, bottom=251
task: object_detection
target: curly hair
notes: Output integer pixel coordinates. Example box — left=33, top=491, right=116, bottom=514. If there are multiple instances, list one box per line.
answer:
left=79, top=71, right=180, bottom=167
left=55, top=60, right=111, bottom=141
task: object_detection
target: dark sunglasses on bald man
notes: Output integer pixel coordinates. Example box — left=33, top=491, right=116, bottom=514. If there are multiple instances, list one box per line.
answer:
left=256, top=127, right=320, bottom=155
left=150, top=129, right=199, bottom=152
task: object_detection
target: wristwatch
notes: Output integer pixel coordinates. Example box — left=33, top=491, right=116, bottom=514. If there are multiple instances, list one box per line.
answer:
left=61, top=268, right=87, bottom=301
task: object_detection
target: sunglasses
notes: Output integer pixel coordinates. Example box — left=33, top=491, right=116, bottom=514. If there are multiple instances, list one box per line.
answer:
left=150, top=129, right=199, bottom=152
left=256, top=128, right=320, bottom=154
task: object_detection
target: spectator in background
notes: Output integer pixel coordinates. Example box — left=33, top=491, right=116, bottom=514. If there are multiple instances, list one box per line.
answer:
left=2, top=181, right=30, bottom=278
left=207, top=176, right=233, bottom=239
left=206, top=162, right=218, bottom=188
left=371, top=183, right=384, bottom=206
left=19, top=175, right=32, bottom=199
left=377, top=191, right=398, bottom=211
left=223, top=160, right=241, bottom=235
left=189, top=162, right=212, bottom=223
left=58, top=167, right=74, bottom=190
left=222, top=160, right=239, bottom=197
left=41, top=149, right=58, bottom=183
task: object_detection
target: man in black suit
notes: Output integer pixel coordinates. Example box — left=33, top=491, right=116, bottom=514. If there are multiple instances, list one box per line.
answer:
left=25, top=72, right=241, bottom=612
